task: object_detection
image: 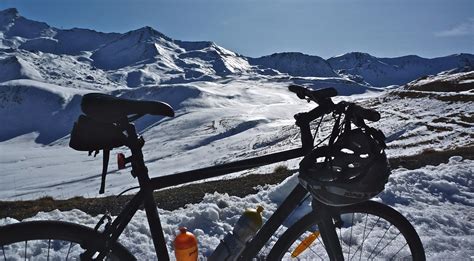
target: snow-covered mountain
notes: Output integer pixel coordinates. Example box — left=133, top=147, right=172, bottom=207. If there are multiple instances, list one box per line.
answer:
left=1, top=7, right=473, bottom=144
left=249, top=52, right=338, bottom=77
left=1, top=8, right=472, bottom=88
left=328, top=52, right=474, bottom=86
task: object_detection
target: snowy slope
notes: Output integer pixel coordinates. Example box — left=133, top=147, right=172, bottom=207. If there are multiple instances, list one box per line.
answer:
left=406, top=69, right=474, bottom=92
left=1, top=75, right=472, bottom=200
left=0, top=79, right=86, bottom=143
left=0, top=55, right=42, bottom=82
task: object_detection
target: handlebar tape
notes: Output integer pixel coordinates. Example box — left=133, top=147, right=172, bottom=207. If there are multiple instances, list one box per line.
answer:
left=289, top=85, right=338, bottom=103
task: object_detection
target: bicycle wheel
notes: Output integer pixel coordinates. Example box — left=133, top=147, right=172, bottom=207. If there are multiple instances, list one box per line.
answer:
left=267, top=200, right=425, bottom=260
left=0, top=221, right=136, bottom=260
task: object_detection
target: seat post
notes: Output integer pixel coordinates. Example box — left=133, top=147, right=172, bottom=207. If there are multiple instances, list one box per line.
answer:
left=125, top=123, right=171, bottom=260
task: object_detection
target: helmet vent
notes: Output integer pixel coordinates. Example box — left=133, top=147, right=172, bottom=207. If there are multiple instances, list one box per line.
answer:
left=316, top=157, right=326, bottom=163
left=340, top=148, right=354, bottom=154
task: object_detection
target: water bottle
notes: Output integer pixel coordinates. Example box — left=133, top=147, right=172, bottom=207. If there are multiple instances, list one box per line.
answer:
left=208, top=206, right=264, bottom=261
left=174, top=227, right=198, bottom=261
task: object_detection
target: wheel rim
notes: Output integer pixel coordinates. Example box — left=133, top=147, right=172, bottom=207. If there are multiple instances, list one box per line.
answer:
left=2, top=239, right=89, bottom=260
left=0, top=221, right=131, bottom=261
left=285, top=212, right=414, bottom=260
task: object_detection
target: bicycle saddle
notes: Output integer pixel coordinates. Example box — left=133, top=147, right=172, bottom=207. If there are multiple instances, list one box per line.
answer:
left=81, top=93, right=175, bottom=123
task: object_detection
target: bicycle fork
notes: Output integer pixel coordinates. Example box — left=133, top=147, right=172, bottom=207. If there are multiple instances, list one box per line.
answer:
left=312, top=200, right=344, bottom=261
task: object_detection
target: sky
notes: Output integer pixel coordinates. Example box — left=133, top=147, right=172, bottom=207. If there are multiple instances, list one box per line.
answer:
left=1, top=0, right=473, bottom=58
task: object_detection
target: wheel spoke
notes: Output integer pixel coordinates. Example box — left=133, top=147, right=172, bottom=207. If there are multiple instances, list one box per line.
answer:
left=47, top=239, right=51, bottom=261
left=2, top=245, right=6, bottom=261
left=359, top=213, right=368, bottom=261
left=317, top=235, right=325, bottom=249
left=66, top=241, right=73, bottom=260
left=373, top=231, right=401, bottom=258
left=347, top=212, right=354, bottom=260
left=349, top=215, right=381, bottom=260
left=389, top=242, right=408, bottom=261
left=367, top=224, right=392, bottom=259
left=306, top=238, right=324, bottom=260
left=338, top=225, right=343, bottom=249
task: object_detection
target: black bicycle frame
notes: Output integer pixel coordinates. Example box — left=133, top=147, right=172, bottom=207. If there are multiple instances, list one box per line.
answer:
left=99, top=105, right=330, bottom=260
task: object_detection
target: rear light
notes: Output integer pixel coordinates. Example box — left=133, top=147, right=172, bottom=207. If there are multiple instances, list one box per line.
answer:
left=117, top=153, right=126, bottom=169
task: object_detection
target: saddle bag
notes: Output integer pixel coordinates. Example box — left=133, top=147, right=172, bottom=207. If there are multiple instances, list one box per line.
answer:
left=69, top=115, right=127, bottom=151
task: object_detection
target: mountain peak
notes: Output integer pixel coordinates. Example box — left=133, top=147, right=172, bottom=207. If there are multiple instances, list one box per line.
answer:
left=0, top=8, right=20, bottom=25
left=342, top=52, right=374, bottom=59
left=125, top=26, right=170, bottom=42
left=0, top=8, right=19, bottom=17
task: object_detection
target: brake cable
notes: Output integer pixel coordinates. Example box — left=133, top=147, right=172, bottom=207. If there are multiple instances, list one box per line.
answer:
left=116, top=186, right=141, bottom=197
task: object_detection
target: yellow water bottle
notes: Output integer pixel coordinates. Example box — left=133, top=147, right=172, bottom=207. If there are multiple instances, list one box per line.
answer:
left=174, top=227, right=198, bottom=261
left=208, top=206, right=264, bottom=261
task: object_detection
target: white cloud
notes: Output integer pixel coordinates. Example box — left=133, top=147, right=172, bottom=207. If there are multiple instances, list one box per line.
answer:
left=435, top=18, right=474, bottom=37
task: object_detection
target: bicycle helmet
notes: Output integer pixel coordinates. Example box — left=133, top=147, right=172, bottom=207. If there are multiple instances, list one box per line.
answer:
left=299, top=127, right=390, bottom=206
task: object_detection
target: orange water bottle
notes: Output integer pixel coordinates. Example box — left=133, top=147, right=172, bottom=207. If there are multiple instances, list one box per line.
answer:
left=174, top=227, right=198, bottom=261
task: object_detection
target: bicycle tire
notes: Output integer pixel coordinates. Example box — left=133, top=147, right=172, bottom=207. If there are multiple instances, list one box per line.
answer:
left=0, top=220, right=136, bottom=260
left=267, top=200, right=425, bottom=260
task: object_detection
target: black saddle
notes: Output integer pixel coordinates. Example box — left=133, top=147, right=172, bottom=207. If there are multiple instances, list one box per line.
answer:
left=81, top=93, right=174, bottom=123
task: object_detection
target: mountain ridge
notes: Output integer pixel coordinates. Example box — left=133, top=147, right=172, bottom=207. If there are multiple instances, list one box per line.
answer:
left=1, top=8, right=473, bottom=87
left=0, top=7, right=473, bottom=145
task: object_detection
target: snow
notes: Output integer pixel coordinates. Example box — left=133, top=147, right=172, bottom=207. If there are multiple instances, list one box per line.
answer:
left=1, top=158, right=472, bottom=259
left=0, top=7, right=473, bottom=260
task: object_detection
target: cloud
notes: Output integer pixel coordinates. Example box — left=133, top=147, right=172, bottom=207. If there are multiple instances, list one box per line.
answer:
left=435, top=18, right=474, bottom=37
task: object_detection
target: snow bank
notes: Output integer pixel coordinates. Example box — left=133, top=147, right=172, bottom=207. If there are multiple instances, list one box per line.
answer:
left=378, top=157, right=473, bottom=259
left=2, top=158, right=472, bottom=259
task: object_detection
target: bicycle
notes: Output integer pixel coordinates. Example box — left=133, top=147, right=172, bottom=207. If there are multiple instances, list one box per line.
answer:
left=0, top=85, right=425, bottom=260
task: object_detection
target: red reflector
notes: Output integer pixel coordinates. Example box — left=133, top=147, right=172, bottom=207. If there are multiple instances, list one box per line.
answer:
left=117, top=153, right=126, bottom=169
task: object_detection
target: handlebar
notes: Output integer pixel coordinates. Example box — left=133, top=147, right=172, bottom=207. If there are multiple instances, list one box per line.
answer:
left=289, top=84, right=380, bottom=123
left=349, top=103, right=381, bottom=122
left=289, top=84, right=381, bottom=152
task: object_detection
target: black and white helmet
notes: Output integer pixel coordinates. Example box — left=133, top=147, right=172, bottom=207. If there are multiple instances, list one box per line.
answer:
left=299, top=127, right=390, bottom=206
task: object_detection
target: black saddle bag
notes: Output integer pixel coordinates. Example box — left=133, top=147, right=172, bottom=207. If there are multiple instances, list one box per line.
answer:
left=69, top=115, right=127, bottom=151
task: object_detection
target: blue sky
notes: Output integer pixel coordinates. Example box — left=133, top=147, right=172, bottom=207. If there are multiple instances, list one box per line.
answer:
left=1, top=0, right=473, bottom=58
